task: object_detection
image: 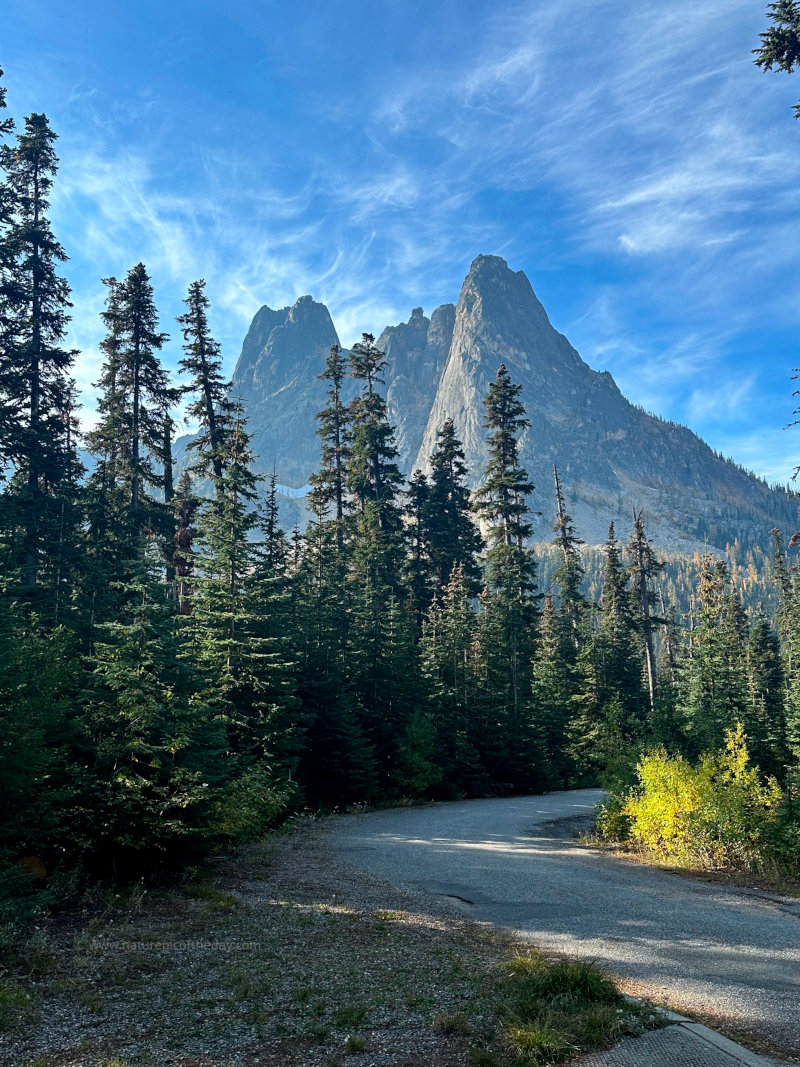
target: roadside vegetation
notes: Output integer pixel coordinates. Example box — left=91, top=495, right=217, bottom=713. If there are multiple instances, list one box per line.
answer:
left=0, top=819, right=662, bottom=1067
left=595, top=725, right=800, bottom=887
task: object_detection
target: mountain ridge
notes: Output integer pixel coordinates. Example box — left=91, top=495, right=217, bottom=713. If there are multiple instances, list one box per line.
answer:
left=223, top=255, right=794, bottom=552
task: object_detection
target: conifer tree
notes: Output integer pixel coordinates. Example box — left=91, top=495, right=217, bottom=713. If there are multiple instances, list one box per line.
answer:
left=0, top=112, right=80, bottom=591
left=309, top=342, right=351, bottom=548
left=404, top=468, right=433, bottom=630
left=247, top=472, right=303, bottom=773
left=754, top=1, right=800, bottom=117
left=177, top=279, right=234, bottom=485
left=771, top=527, right=793, bottom=643
left=0, top=67, right=18, bottom=464
left=420, top=565, right=484, bottom=794
left=85, top=278, right=129, bottom=527
left=627, top=509, right=664, bottom=712
left=570, top=524, right=647, bottom=784
left=347, top=333, right=404, bottom=548
left=473, top=364, right=539, bottom=781
left=680, top=555, right=749, bottom=756
left=530, top=593, right=575, bottom=786
left=299, top=351, right=379, bottom=803
left=114, top=263, right=172, bottom=512
left=173, top=471, right=199, bottom=614
left=345, top=334, right=410, bottom=783
left=744, top=606, right=787, bottom=780
left=84, top=538, right=228, bottom=873
left=83, top=269, right=173, bottom=629
left=650, top=594, right=685, bottom=748
left=0, top=605, right=81, bottom=878
left=551, top=465, right=587, bottom=648
left=185, top=401, right=261, bottom=716
left=423, top=418, right=483, bottom=595
left=296, top=493, right=378, bottom=805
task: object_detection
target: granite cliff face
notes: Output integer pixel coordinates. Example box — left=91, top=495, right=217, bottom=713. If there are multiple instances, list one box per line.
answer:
left=413, top=256, right=796, bottom=547
left=377, top=303, right=455, bottom=470
left=231, top=295, right=341, bottom=485
left=226, top=257, right=794, bottom=550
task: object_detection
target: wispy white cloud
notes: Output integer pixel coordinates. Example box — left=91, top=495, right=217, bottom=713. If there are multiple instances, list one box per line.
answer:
left=5, top=0, right=798, bottom=481
left=687, top=374, right=758, bottom=426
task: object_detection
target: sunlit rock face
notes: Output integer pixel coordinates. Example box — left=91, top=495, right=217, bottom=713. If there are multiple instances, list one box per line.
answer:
left=413, top=254, right=793, bottom=550
left=231, top=294, right=342, bottom=486
left=377, top=303, right=455, bottom=473
left=228, top=258, right=793, bottom=551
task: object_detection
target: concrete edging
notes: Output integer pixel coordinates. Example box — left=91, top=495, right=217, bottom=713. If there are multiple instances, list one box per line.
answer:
left=677, top=1022, right=776, bottom=1066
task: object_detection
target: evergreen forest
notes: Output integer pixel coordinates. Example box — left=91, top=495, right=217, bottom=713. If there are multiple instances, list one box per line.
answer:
left=2, top=72, right=800, bottom=913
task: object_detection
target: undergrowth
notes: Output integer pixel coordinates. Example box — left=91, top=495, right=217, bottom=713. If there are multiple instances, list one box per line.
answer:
left=472, top=951, right=662, bottom=1065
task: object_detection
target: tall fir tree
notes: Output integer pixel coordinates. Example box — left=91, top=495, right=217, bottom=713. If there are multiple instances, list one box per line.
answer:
left=0, top=66, right=18, bottom=467
left=551, top=465, right=588, bottom=649
left=0, top=112, right=81, bottom=593
left=298, top=348, right=379, bottom=804
left=530, top=592, right=576, bottom=787
left=423, top=417, right=483, bottom=595
left=627, top=509, right=664, bottom=713
left=473, top=364, right=540, bottom=788
left=173, top=471, right=199, bottom=615
left=184, top=401, right=261, bottom=723
left=177, top=279, right=234, bottom=486
left=114, top=262, right=172, bottom=513
left=83, top=538, right=228, bottom=875
left=347, top=333, right=404, bottom=549
left=420, top=564, right=485, bottom=795
left=744, top=605, right=787, bottom=780
left=345, top=334, right=410, bottom=785
left=403, top=468, right=433, bottom=630
left=680, top=555, right=750, bottom=756
left=309, top=342, right=351, bottom=548
left=570, top=524, right=648, bottom=785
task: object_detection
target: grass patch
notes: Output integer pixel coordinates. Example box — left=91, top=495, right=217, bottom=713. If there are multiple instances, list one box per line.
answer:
left=474, top=951, right=662, bottom=1066
left=184, top=883, right=238, bottom=910
left=0, top=976, right=32, bottom=1032
left=334, top=1002, right=368, bottom=1027
left=433, top=1011, right=470, bottom=1034
left=0, top=924, right=56, bottom=976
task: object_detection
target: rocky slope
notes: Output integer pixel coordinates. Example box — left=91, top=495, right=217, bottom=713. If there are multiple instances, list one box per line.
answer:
left=231, top=294, right=342, bottom=486
left=222, top=257, right=794, bottom=551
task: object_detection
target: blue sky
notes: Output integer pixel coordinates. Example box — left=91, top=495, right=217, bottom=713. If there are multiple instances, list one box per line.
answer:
left=2, top=0, right=799, bottom=484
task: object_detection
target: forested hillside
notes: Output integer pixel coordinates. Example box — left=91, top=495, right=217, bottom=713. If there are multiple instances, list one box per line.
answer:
left=2, top=71, right=800, bottom=913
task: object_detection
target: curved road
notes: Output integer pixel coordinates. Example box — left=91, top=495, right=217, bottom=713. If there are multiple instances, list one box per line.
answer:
left=329, top=789, right=800, bottom=1050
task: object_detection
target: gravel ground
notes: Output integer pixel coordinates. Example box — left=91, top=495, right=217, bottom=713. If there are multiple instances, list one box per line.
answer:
left=328, top=790, right=800, bottom=1059
left=1, top=817, right=520, bottom=1067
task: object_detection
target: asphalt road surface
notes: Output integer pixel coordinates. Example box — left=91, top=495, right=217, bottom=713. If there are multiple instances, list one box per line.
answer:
left=329, top=789, right=800, bottom=1051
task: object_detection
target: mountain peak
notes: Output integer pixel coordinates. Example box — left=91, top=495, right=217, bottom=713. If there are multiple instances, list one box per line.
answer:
left=220, top=256, right=793, bottom=552
left=467, top=253, right=514, bottom=276
left=232, top=293, right=339, bottom=405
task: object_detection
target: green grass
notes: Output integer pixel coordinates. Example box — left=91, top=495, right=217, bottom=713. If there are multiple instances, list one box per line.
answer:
left=433, top=1011, right=470, bottom=1034
left=333, top=1002, right=368, bottom=1027
left=473, top=951, right=661, bottom=1066
left=0, top=977, right=32, bottom=1032
left=226, top=966, right=254, bottom=1000
left=184, top=883, right=238, bottom=910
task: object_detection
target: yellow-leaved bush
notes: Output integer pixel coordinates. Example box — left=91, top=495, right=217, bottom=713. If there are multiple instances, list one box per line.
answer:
left=617, top=725, right=783, bottom=871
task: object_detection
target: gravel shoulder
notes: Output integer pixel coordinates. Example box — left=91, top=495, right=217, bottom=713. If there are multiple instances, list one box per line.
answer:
left=327, top=791, right=800, bottom=1060
left=0, top=817, right=526, bottom=1067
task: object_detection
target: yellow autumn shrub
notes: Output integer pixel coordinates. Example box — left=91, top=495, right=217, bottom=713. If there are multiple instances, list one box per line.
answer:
left=623, top=725, right=783, bottom=871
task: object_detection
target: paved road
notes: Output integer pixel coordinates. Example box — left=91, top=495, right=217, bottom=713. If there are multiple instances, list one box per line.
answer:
left=329, top=790, right=800, bottom=1051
